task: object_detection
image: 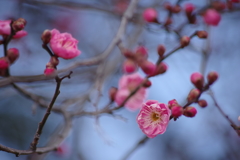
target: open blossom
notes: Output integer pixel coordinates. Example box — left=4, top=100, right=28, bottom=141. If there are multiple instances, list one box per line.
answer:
left=115, top=73, right=147, bottom=111
left=0, top=20, right=11, bottom=35
left=13, top=30, right=28, bottom=39
left=49, top=29, right=81, bottom=59
left=137, top=100, right=171, bottom=138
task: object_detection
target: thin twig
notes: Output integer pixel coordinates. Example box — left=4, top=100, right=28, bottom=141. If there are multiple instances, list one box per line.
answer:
left=29, top=72, right=72, bottom=151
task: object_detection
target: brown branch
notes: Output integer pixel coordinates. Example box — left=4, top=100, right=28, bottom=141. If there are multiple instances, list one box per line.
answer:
left=209, top=91, right=240, bottom=136
left=29, top=72, right=72, bottom=151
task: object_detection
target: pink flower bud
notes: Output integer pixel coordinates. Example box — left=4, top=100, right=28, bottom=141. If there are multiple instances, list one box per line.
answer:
left=0, top=20, right=11, bottom=35
left=44, top=67, right=56, bottom=76
left=13, top=30, right=27, bottom=39
left=109, top=87, right=118, bottom=101
left=139, top=60, right=156, bottom=75
left=135, top=46, right=148, bottom=62
left=122, top=49, right=135, bottom=59
left=152, top=62, right=168, bottom=76
left=0, top=57, right=10, bottom=69
left=183, top=106, right=197, bottom=117
left=207, top=71, right=219, bottom=85
left=185, top=3, right=195, bottom=14
left=171, top=5, right=181, bottom=13
left=187, top=89, right=200, bottom=102
left=203, top=9, right=221, bottom=26
left=196, top=31, right=208, bottom=39
left=7, top=48, right=19, bottom=64
left=198, top=99, right=208, bottom=108
left=181, top=36, right=190, bottom=47
left=12, top=18, right=27, bottom=31
left=143, top=8, right=158, bottom=23
left=41, top=29, right=52, bottom=44
left=190, top=72, right=204, bottom=89
left=50, top=56, right=59, bottom=67
left=157, top=45, right=166, bottom=57
left=168, top=99, right=178, bottom=109
left=143, top=80, right=152, bottom=88
left=123, top=59, right=138, bottom=73
left=171, top=106, right=183, bottom=118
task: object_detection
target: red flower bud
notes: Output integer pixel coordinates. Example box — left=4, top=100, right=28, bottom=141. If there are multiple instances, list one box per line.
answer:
left=157, top=45, right=166, bottom=57
left=207, top=71, right=218, bottom=85
left=0, top=57, right=10, bottom=69
left=187, top=89, right=201, bottom=102
left=171, top=105, right=183, bottom=118
left=12, top=18, right=27, bottom=32
left=109, top=87, right=118, bottom=101
left=171, top=5, right=181, bottom=13
left=50, top=56, right=59, bottom=67
left=196, top=31, right=208, bottom=39
left=7, top=48, right=19, bottom=64
left=123, top=59, right=138, bottom=74
left=143, top=80, right=152, bottom=88
left=152, top=62, right=168, bottom=76
left=143, top=8, right=158, bottom=23
left=181, top=36, right=190, bottom=48
left=198, top=99, right=208, bottom=108
left=41, top=29, right=52, bottom=44
left=183, top=106, right=197, bottom=117
left=139, top=60, right=156, bottom=75
left=190, top=72, right=204, bottom=89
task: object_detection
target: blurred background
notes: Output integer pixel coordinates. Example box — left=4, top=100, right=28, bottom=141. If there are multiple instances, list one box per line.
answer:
left=0, top=0, right=240, bottom=160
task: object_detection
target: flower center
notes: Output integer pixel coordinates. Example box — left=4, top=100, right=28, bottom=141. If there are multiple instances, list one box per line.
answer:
left=151, top=112, right=160, bottom=121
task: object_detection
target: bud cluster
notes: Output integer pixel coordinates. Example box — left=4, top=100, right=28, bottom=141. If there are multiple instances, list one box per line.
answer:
left=122, top=46, right=168, bottom=77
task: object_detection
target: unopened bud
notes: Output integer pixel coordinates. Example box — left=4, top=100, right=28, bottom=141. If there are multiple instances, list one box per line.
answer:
left=123, top=59, right=138, bottom=74
left=198, top=99, right=208, bottom=108
left=185, top=3, right=195, bottom=14
left=157, top=45, right=166, bottom=57
left=135, top=46, right=148, bottom=62
left=41, top=29, right=52, bottom=44
left=7, top=48, right=19, bottom=64
left=143, top=8, right=158, bottom=23
left=181, top=36, right=190, bottom=47
left=0, top=57, right=10, bottom=69
left=109, top=87, right=118, bottom=101
left=183, top=106, right=197, bottom=117
left=196, top=31, right=208, bottom=39
left=12, top=18, right=27, bottom=32
left=139, top=60, right=156, bottom=75
left=171, top=5, right=181, bottom=13
left=171, top=106, right=183, bottom=118
left=143, top=80, right=152, bottom=88
left=44, top=67, right=56, bottom=76
left=122, top=49, right=135, bottom=59
left=168, top=99, right=178, bottom=109
left=190, top=72, right=204, bottom=89
left=187, top=89, right=201, bottom=102
left=207, top=71, right=218, bottom=85
left=50, top=56, right=59, bottom=67
left=152, top=62, right=168, bottom=76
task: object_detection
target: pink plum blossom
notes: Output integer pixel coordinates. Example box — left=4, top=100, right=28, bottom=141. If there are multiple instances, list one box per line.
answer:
left=0, top=20, right=11, bottom=35
left=50, top=29, right=81, bottom=59
left=115, top=73, right=147, bottom=111
left=203, top=9, right=221, bottom=26
left=137, top=100, right=171, bottom=138
left=13, top=30, right=28, bottom=39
